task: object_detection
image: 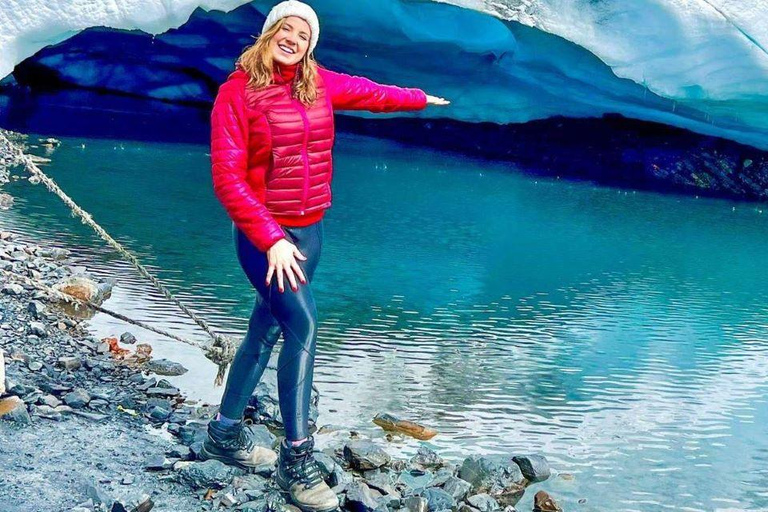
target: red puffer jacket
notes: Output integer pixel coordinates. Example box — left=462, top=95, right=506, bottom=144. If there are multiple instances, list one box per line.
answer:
left=210, top=62, right=427, bottom=252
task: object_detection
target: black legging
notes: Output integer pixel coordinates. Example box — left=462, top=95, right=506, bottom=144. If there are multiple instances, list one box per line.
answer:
left=219, top=219, right=323, bottom=441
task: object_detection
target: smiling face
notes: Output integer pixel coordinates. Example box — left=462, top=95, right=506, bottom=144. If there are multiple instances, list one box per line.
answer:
left=270, top=16, right=311, bottom=66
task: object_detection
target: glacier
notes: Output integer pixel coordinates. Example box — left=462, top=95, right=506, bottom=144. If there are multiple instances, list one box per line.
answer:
left=0, top=0, right=767, bottom=150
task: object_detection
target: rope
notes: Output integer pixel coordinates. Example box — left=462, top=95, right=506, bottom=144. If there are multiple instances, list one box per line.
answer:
left=0, top=131, right=237, bottom=386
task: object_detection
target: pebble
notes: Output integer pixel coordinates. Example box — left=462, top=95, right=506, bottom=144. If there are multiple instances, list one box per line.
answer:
left=28, top=321, right=47, bottom=336
left=57, top=356, right=81, bottom=371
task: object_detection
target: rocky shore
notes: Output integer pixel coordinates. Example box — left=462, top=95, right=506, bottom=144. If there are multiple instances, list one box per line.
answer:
left=1, top=133, right=563, bottom=512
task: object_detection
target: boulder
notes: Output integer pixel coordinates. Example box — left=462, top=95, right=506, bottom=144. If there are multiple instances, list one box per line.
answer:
left=511, top=455, right=550, bottom=483
left=467, top=494, right=500, bottom=512
left=458, top=456, right=526, bottom=507
left=344, top=440, right=391, bottom=471
left=533, top=491, right=562, bottom=512
left=0, top=396, right=31, bottom=423
left=178, top=459, right=244, bottom=489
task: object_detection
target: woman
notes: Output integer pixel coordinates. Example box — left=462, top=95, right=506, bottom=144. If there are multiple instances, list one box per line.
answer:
left=202, top=2, right=448, bottom=511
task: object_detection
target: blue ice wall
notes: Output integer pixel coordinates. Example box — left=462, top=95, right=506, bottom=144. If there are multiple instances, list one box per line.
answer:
left=3, top=0, right=767, bottom=149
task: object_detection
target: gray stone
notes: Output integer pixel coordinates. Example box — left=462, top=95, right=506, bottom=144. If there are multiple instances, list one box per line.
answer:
left=344, top=440, right=392, bottom=470
left=57, top=356, right=81, bottom=371
left=420, top=487, right=454, bottom=512
left=63, top=388, right=91, bottom=408
left=145, top=358, right=188, bottom=376
left=410, top=445, right=444, bottom=470
left=27, top=300, right=46, bottom=319
left=511, top=455, right=550, bottom=483
left=467, top=494, right=500, bottom=512
left=458, top=456, right=526, bottom=507
left=2, top=284, right=23, bottom=296
left=28, top=321, right=47, bottom=337
left=39, top=394, right=61, bottom=408
left=178, top=459, right=244, bottom=489
left=443, top=476, right=472, bottom=501
left=120, top=332, right=137, bottom=344
left=145, top=386, right=180, bottom=397
left=404, top=496, right=428, bottom=512
left=27, top=360, right=43, bottom=371
left=345, top=481, right=383, bottom=512
left=178, top=422, right=208, bottom=445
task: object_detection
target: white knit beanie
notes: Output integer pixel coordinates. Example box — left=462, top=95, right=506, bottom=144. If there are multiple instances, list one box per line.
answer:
left=262, top=1, right=320, bottom=54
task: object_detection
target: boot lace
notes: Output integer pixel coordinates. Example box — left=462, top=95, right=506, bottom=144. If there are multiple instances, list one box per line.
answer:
left=285, top=439, right=325, bottom=489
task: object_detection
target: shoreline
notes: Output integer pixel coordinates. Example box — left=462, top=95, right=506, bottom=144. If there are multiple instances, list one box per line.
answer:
left=1, top=128, right=562, bottom=512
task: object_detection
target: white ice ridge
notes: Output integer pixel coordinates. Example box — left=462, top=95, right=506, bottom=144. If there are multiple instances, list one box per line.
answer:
left=438, top=0, right=768, bottom=136
left=0, top=0, right=252, bottom=79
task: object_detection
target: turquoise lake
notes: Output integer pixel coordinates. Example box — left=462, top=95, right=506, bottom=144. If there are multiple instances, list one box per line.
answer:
left=3, top=131, right=768, bottom=511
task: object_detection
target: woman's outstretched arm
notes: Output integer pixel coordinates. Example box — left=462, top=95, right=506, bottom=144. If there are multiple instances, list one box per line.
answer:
left=210, top=78, right=286, bottom=252
left=318, top=66, right=442, bottom=112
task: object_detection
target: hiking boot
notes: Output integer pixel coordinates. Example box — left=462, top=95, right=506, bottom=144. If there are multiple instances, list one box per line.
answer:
left=199, top=419, right=277, bottom=470
left=275, top=436, right=339, bottom=512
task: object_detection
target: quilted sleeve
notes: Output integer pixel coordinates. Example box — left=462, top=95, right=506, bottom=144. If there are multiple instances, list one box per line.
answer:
left=318, top=66, right=427, bottom=113
left=210, top=79, right=285, bottom=252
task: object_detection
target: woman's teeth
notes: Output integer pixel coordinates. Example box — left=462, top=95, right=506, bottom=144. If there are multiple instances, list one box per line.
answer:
left=278, top=44, right=295, bottom=55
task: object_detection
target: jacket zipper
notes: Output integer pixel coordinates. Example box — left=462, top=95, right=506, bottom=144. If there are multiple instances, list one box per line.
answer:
left=291, top=91, right=311, bottom=216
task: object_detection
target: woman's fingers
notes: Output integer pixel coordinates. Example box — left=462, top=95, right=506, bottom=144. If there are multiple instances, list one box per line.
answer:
left=265, top=264, right=275, bottom=287
left=291, top=259, right=307, bottom=285
left=283, top=265, right=299, bottom=292
left=294, top=247, right=308, bottom=261
left=276, top=264, right=285, bottom=293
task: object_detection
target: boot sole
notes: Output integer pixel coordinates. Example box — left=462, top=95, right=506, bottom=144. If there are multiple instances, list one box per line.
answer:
left=199, top=443, right=275, bottom=473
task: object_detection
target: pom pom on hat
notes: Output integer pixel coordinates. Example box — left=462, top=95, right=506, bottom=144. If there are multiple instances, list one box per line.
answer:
left=262, top=1, right=320, bottom=53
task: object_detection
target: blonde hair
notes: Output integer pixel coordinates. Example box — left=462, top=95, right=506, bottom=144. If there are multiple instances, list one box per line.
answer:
left=236, top=18, right=318, bottom=106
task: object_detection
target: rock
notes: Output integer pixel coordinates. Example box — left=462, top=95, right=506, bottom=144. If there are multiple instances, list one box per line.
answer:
left=403, top=496, right=428, bottom=512
left=232, top=474, right=269, bottom=492
left=410, top=445, right=444, bottom=470
left=57, top=356, right=81, bottom=371
left=0, top=193, right=13, bottom=209
left=533, top=491, right=562, bottom=512
left=344, top=440, right=392, bottom=470
left=442, top=476, right=472, bottom=501
left=85, top=482, right=113, bottom=510
left=511, top=455, right=550, bottom=483
left=40, top=394, right=61, bottom=407
left=145, top=358, right=188, bottom=376
left=120, top=332, right=137, bottom=344
left=467, top=494, right=500, bottom=512
left=147, top=405, right=171, bottom=422
left=373, top=412, right=438, bottom=441
left=52, top=276, right=100, bottom=303
left=0, top=396, right=31, bottom=423
left=178, top=459, right=244, bottom=489
left=398, top=469, right=434, bottom=492
left=27, top=360, right=43, bottom=371
left=245, top=369, right=319, bottom=428
left=96, top=342, right=110, bottom=354
left=458, top=456, right=526, bottom=507
left=178, top=422, right=208, bottom=446
left=63, top=388, right=91, bottom=408
left=145, top=454, right=174, bottom=471
left=145, top=386, right=180, bottom=397
left=34, top=404, right=63, bottom=421
left=345, top=481, right=383, bottom=512
left=28, top=321, right=47, bottom=337
left=419, top=487, right=454, bottom=512
left=2, top=284, right=24, bottom=296
left=71, top=410, right=108, bottom=421
left=27, top=300, right=46, bottom=319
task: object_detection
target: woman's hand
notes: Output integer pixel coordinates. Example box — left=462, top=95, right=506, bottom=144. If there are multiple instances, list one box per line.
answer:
left=426, top=94, right=450, bottom=106
left=266, top=238, right=307, bottom=293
